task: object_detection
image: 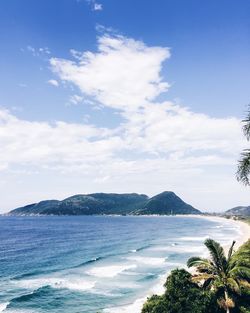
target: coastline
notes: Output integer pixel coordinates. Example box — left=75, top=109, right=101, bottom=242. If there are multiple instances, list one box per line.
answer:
left=105, top=214, right=250, bottom=313
left=188, top=214, right=250, bottom=249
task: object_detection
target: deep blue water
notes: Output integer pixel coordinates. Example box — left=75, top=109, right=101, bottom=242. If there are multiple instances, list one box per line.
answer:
left=0, top=216, right=241, bottom=313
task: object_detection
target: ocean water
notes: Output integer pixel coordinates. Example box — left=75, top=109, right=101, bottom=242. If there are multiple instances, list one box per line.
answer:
left=0, top=215, right=242, bottom=313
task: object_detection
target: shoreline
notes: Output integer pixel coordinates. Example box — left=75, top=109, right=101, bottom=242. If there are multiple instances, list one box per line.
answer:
left=187, top=214, right=250, bottom=249
left=105, top=214, right=250, bottom=313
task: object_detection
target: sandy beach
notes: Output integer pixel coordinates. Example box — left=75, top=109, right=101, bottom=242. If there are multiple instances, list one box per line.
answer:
left=191, top=215, right=250, bottom=249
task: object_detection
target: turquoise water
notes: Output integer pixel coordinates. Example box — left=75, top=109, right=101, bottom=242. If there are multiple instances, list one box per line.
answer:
left=0, top=216, right=241, bottom=313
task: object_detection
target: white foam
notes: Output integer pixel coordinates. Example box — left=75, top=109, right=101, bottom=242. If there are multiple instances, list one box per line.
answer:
left=103, top=297, right=146, bottom=313
left=150, top=245, right=203, bottom=253
left=179, top=236, right=209, bottom=241
left=103, top=274, right=168, bottom=313
left=16, top=277, right=96, bottom=292
left=0, top=303, right=9, bottom=312
left=126, top=256, right=166, bottom=266
left=52, top=278, right=96, bottom=291
left=86, top=264, right=137, bottom=278
left=5, top=310, right=36, bottom=313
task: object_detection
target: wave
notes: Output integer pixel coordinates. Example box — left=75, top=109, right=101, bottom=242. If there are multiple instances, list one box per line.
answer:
left=86, top=264, right=137, bottom=278
left=52, top=278, right=96, bottom=291
left=128, top=244, right=153, bottom=253
left=103, top=272, right=169, bottom=313
left=138, top=273, right=158, bottom=281
left=71, top=256, right=104, bottom=269
left=178, top=236, right=209, bottom=241
left=149, top=245, right=204, bottom=253
left=136, top=244, right=152, bottom=252
left=126, top=256, right=166, bottom=266
left=103, top=297, right=146, bottom=313
left=13, top=257, right=105, bottom=281
left=13, top=269, right=49, bottom=281
left=10, top=288, right=46, bottom=303
left=3, top=310, right=36, bottom=313
left=0, top=302, right=9, bottom=312
left=16, top=277, right=96, bottom=292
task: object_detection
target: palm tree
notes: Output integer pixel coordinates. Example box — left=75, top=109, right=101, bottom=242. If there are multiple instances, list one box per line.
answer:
left=187, top=239, right=250, bottom=313
left=237, top=107, right=250, bottom=185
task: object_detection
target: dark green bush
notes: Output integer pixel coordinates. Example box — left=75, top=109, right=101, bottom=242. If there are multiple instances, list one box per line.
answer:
left=142, top=269, right=219, bottom=313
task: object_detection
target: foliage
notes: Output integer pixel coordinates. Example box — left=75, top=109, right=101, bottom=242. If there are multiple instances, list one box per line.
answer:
left=142, top=240, right=250, bottom=313
left=187, top=239, right=250, bottom=312
left=142, top=269, right=218, bottom=313
left=237, top=107, right=250, bottom=185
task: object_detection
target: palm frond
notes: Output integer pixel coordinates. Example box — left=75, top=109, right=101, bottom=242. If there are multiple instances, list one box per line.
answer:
left=242, top=108, right=250, bottom=140
left=238, top=279, right=250, bottom=289
left=191, top=273, right=215, bottom=282
left=229, top=266, right=250, bottom=280
left=227, top=240, right=236, bottom=262
left=203, top=277, right=214, bottom=289
left=236, top=149, right=250, bottom=185
left=187, top=257, right=213, bottom=269
left=226, top=278, right=241, bottom=294
left=204, top=239, right=227, bottom=272
left=243, top=122, right=250, bottom=140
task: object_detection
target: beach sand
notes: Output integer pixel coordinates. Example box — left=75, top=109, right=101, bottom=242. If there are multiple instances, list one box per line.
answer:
left=189, top=215, right=250, bottom=249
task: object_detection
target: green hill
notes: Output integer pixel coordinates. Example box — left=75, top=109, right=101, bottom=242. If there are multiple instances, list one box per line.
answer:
left=133, top=191, right=200, bottom=215
left=225, top=206, right=250, bottom=217
left=8, top=191, right=201, bottom=216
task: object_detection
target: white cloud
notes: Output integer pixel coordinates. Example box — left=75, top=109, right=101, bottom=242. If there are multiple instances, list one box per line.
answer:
left=93, top=2, right=102, bottom=11
left=0, top=105, right=244, bottom=174
left=85, top=0, right=103, bottom=11
left=0, top=105, right=248, bottom=211
left=69, top=94, right=83, bottom=105
left=47, top=79, right=59, bottom=87
left=50, top=34, right=170, bottom=111
left=39, top=47, right=51, bottom=55
left=27, top=46, right=51, bottom=57
left=2, top=34, right=249, bottom=211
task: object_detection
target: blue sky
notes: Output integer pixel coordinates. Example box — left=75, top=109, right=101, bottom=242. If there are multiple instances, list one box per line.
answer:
left=0, top=0, right=249, bottom=211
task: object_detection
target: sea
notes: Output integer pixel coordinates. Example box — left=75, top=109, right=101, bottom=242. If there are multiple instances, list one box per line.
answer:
left=0, top=215, right=242, bottom=313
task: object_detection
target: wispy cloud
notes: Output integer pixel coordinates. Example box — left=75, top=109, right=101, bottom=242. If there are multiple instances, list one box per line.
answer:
left=26, top=45, right=51, bottom=57
left=69, top=94, right=83, bottom=105
left=47, top=79, right=59, bottom=87
left=93, top=2, right=102, bottom=11
left=84, top=0, right=103, bottom=11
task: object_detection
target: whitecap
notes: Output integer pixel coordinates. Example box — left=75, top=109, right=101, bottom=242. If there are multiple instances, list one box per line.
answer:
left=16, top=277, right=96, bottom=292
left=149, top=245, right=203, bottom=253
left=4, top=310, right=36, bottom=313
left=86, top=264, right=137, bottom=278
left=103, top=297, right=146, bottom=313
left=0, top=303, right=9, bottom=312
left=126, top=256, right=166, bottom=266
left=52, top=278, right=96, bottom=291
left=178, top=236, right=209, bottom=241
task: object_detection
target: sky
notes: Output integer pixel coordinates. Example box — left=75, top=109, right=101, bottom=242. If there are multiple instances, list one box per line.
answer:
left=0, top=0, right=250, bottom=212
